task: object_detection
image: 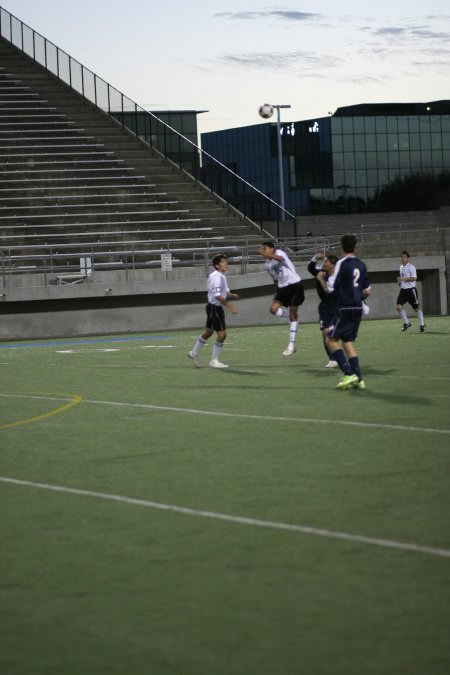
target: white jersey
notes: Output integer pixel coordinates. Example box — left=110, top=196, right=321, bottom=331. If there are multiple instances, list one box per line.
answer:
left=265, top=249, right=300, bottom=288
left=399, top=262, right=417, bottom=289
left=207, top=269, right=229, bottom=305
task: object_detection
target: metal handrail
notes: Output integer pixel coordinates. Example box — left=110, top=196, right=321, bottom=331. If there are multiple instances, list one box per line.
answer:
left=2, top=226, right=440, bottom=290
left=0, top=235, right=340, bottom=289
left=0, top=248, right=5, bottom=287
left=0, top=6, right=297, bottom=235
left=0, top=243, right=264, bottom=285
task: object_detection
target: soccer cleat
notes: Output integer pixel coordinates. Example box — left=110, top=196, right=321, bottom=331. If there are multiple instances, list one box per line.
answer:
left=188, top=351, right=201, bottom=368
left=352, top=379, right=366, bottom=390
left=419, top=324, right=426, bottom=332
left=325, top=360, right=338, bottom=368
left=401, top=322, right=412, bottom=331
left=209, top=359, right=228, bottom=369
left=282, top=343, right=297, bottom=356
left=336, top=374, right=359, bottom=390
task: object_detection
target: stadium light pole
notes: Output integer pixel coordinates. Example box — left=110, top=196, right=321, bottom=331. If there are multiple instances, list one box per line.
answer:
left=272, top=104, right=291, bottom=220
left=258, top=102, right=291, bottom=220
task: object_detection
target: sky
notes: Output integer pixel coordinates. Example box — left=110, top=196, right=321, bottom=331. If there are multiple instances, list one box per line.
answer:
left=1, top=0, right=449, bottom=138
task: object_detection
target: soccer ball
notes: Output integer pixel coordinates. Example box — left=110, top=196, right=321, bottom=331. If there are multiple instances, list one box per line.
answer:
left=258, top=103, right=274, bottom=119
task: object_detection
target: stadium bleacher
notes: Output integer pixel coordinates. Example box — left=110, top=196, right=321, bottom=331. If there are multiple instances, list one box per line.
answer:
left=0, top=34, right=270, bottom=284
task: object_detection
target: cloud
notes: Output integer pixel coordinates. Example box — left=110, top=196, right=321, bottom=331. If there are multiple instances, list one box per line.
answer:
left=373, top=27, right=407, bottom=35
left=369, top=22, right=450, bottom=42
left=424, top=14, right=450, bottom=20
left=410, top=27, right=450, bottom=39
left=344, top=73, right=394, bottom=84
left=217, top=50, right=341, bottom=72
left=422, top=47, right=450, bottom=57
left=411, top=59, right=450, bottom=67
left=214, top=10, right=319, bottom=22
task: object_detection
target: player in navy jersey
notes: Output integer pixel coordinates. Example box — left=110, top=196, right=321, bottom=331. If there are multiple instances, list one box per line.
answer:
left=308, top=251, right=338, bottom=368
left=317, top=234, right=371, bottom=390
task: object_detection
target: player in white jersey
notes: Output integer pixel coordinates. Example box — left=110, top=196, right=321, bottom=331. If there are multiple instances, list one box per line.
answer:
left=396, top=251, right=426, bottom=332
left=257, top=241, right=305, bottom=356
left=188, top=253, right=239, bottom=368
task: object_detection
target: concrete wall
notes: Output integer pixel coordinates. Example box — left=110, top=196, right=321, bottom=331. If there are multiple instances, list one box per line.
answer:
left=0, top=257, right=445, bottom=340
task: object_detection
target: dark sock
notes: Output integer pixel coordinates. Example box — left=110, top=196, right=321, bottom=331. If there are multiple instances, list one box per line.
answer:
left=325, top=344, right=333, bottom=359
left=333, top=349, right=350, bottom=375
left=349, top=356, right=361, bottom=380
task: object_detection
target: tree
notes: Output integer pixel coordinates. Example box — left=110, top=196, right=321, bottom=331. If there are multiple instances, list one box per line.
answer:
left=370, top=172, right=450, bottom=212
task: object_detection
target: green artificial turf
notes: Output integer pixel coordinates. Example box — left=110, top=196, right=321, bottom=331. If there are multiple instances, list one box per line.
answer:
left=1, top=318, right=449, bottom=674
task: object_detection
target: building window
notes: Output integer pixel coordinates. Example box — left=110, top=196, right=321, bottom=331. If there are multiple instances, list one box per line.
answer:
left=376, top=116, right=387, bottom=133
left=354, top=135, right=365, bottom=151
left=388, top=151, right=400, bottom=169
left=387, top=117, right=398, bottom=133
left=355, top=152, right=366, bottom=169
left=332, top=135, right=343, bottom=152
left=388, top=133, right=399, bottom=150
left=365, top=134, right=377, bottom=151
left=342, top=118, right=353, bottom=133
left=343, top=153, right=355, bottom=169
left=342, top=135, right=355, bottom=151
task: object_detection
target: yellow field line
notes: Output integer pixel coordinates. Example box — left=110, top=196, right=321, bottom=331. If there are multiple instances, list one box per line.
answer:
left=0, top=394, right=82, bottom=430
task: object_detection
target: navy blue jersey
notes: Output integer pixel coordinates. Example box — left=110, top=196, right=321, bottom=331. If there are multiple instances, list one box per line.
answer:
left=328, top=256, right=370, bottom=307
left=307, top=260, right=335, bottom=306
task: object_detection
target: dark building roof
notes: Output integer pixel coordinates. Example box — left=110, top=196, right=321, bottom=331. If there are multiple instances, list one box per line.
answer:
left=333, top=101, right=450, bottom=116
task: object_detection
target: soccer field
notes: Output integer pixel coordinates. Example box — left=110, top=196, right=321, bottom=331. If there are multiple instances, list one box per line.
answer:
left=1, top=318, right=449, bottom=675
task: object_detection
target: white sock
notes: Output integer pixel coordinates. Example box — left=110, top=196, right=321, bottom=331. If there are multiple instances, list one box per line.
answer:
left=212, top=341, right=224, bottom=360
left=400, top=309, right=408, bottom=323
left=192, top=336, right=206, bottom=356
left=289, top=321, right=298, bottom=344
left=417, top=310, right=425, bottom=326
left=275, top=307, right=288, bottom=318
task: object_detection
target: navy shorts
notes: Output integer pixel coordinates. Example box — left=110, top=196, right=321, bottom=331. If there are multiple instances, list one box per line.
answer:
left=397, top=287, right=420, bottom=309
left=275, top=282, right=305, bottom=308
left=329, top=306, right=363, bottom=342
left=206, top=303, right=226, bottom=332
left=318, top=303, right=335, bottom=330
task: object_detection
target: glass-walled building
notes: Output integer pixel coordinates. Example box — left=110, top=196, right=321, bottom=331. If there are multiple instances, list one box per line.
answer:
left=201, top=101, right=450, bottom=216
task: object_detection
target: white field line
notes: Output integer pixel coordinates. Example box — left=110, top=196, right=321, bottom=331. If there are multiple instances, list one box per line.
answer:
left=55, top=346, right=177, bottom=353
left=1, top=393, right=449, bottom=435
left=3, top=344, right=450, bottom=380
left=1, top=476, right=449, bottom=559
left=86, top=398, right=450, bottom=435
left=56, top=348, right=121, bottom=353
